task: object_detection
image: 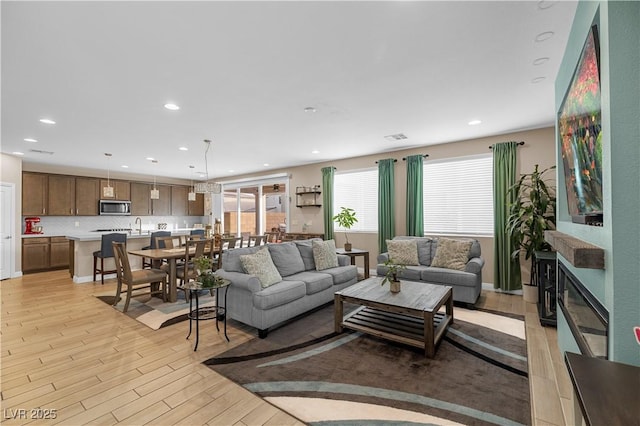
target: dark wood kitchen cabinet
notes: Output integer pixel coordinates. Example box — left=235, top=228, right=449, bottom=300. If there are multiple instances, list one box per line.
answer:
left=48, top=175, right=76, bottom=216
left=171, top=186, right=188, bottom=216
left=22, top=237, right=50, bottom=272
left=22, top=172, right=48, bottom=216
left=75, top=177, right=99, bottom=216
left=50, top=237, right=70, bottom=268
left=130, top=182, right=151, bottom=215
left=188, top=192, right=205, bottom=216
left=152, top=185, right=171, bottom=215
left=99, top=179, right=130, bottom=201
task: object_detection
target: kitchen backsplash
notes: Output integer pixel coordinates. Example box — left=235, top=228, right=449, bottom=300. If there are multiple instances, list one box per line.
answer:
left=23, top=215, right=209, bottom=235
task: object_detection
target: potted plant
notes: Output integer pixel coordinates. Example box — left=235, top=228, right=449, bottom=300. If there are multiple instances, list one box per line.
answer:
left=332, top=207, right=358, bottom=251
left=381, top=259, right=406, bottom=293
left=507, top=164, right=556, bottom=303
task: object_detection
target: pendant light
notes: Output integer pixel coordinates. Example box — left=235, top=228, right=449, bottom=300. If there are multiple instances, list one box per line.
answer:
left=195, top=139, right=222, bottom=194
left=102, top=153, right=114, bottom=198
left=150, top=160, right=160, bottom=200
left=188, top=165, right=196, bottom=201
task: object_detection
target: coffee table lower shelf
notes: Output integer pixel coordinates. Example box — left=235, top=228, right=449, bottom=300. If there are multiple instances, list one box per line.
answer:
left=341, top=306, right=451, bottom=356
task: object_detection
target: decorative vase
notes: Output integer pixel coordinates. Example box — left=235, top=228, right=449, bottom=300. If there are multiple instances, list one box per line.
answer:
left=344, top=242, right=352, bottom=252
left=390, top=280, right=401, bottom=293
left=523, top=284, right=538, bottom=304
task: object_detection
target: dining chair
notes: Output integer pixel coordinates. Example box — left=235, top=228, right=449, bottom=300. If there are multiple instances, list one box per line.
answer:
left=190, top=229, right=205, bottom=237
left=142, top=231, right=171, bottom=269
left=176, top=238, right=208, bottom=301
left=112, top=241, right=167, bottom=313
left=221, top=236, right=242, bottom=250
left=155, top=235, right=177, bottom=249
left=264, top=231, right=280, bottom=244
left=93, top=233, right=127, bottom=284
left=248, top=235, right=267, bottom=247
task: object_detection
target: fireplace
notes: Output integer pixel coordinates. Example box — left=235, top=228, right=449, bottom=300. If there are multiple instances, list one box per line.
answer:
left=557, top=262, right=609, bottom=358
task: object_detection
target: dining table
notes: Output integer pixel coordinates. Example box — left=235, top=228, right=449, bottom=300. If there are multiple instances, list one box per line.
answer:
left=128, top=245, right=218, bottom=303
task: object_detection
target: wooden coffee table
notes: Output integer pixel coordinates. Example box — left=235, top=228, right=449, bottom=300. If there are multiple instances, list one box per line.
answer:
left=334, top=277, right=453, bottom=358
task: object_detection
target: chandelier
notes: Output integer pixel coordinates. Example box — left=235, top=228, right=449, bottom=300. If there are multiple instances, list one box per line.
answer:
left=195, top=139, right=222, bottom=194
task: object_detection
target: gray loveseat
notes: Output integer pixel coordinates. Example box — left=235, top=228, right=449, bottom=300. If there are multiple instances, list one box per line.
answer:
left=216, top=239, right=358, bottom=337
left=376, top=236, right=484, bottom=305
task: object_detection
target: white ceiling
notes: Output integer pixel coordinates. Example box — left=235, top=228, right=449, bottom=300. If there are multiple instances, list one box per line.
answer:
left=1, top=1, right=577, bottom=182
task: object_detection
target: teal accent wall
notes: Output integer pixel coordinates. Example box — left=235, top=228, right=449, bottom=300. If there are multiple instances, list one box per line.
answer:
left=555, top=1, right=640, bottom=365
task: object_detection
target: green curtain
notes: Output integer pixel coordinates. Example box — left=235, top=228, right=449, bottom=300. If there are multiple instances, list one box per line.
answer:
left=405, top=155, right=424, bottom=236
left=321, top=166, right=335, bottom=240
left=378, top=159, right=396, bottom=253
left=493, top=142, right=521, bottom=291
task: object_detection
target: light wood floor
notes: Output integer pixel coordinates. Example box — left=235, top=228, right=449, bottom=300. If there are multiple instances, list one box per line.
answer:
left=1, top=271, right=572, bottom=425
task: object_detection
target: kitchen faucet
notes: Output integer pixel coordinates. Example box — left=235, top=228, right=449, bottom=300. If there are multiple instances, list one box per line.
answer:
left=135, top=217, right=142, bottom=235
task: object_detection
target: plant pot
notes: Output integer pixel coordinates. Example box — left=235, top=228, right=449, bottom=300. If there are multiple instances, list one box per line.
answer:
left=344, top=242, right=352, bottom=252
left=390, top=280, right=401, bottom=293
left=523, top=284, right=538, bottom=304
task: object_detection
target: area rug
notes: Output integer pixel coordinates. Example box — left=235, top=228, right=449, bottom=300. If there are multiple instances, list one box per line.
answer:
left=204, top=304, right=530, bottom=426
left=95, top=290, right=217, bottom=330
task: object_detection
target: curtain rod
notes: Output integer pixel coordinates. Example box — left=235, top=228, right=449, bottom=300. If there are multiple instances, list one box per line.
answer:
left=489, top=141, right=524, bottom=149
left=374, top=159, right=398, bottom=164
left=402, top=154, right=429, bottom=161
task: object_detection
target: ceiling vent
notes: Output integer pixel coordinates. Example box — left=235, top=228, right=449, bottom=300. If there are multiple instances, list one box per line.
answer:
left=384, top=133, right=408, bottom=141
left=29, top=148, right=54, bottom=155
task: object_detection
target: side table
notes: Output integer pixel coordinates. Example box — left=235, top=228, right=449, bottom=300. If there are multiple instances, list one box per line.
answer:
left=186, top=278, right=231, bottom=351
left=335, top=248, right=370, bottom=279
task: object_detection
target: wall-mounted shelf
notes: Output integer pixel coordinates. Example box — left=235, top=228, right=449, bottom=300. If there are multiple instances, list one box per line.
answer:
left=296, top=186, right=321, bottom=207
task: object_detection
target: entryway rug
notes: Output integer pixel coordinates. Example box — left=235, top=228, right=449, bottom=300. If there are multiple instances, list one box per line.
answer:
left=204, top=304, right=530, bottom=426
left=95, top=290, right=217, bottom=330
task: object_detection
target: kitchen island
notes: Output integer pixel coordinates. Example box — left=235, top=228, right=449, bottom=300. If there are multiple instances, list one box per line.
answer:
left=66, top=229, right=195, bottom=283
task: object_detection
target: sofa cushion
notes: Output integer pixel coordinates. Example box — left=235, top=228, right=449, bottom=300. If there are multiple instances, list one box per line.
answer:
left=253, top=280, right=307, bottom=310
left=268, top=242, right=306, bottom=277
left=312, top=239, right=339, bottom=270
left=240, top=247, right=282, bottom=288
left=294, top=239, right=320, bottom=270
left=222, top=245, right=262, bottom=273
left=431, top=238, right=473, bottom=271
left=322, top=265, right=358, bottom=285
left=284, top=271, right=333, bottom=295
left=421, top=267, right=477, bottom=288
left=393, top=236, right=434, bottom=266
left=387, top=239, right=420, bottom=265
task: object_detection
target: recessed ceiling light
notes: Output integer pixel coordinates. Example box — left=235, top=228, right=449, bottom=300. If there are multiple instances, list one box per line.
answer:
left=121, top=165, right=129, bottom=168
left=468, top=120, right=482, bottom=126
left=533, top=57, right=550, bottom=65
left=311, top=150, right=320, bottom=154
left=263, top=163, right=270, bottom=167
left=531, top=77, right=546, bottom=83
left=179, top=147, right=188, bottom=151
left=228, top=169, right=234, bottom=173
left=39, top=118, right=56, bottom=124
left=535, top=31, right=554, bottom=42
left=24, top=138, right=38, bottom=142
left=12, top=151, right=24, bottom=156
left=164, top=103, right=180, bottom=110
left=303, top=107, right=317, bottom=113
left=146, top=157, right=155, bottom=161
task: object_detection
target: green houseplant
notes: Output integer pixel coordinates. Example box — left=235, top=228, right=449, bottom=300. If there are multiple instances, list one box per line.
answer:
left=507, top=164, right=556, bottom=298
left=332, top=207, right=358, bottom=251
left=380, top=259, right=406, bottom=293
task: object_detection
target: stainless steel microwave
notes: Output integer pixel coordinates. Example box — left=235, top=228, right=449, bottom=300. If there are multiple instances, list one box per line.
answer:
left=99, top=200, right=131, bottom=216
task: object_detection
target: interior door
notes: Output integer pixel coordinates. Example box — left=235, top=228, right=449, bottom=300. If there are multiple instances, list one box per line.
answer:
left=0, top=183, right=15, bottom=279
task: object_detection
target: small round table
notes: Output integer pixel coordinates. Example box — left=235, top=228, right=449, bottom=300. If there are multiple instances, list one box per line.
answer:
left=185, top=278, right=231, bottom=351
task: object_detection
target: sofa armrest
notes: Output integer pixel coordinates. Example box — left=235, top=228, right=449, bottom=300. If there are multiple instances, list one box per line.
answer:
left=337, top=254, right=350, bottom=267
left=465, top=257, right=485, bottom=274
left=216, top=270, right=262, bottom=293
left=377, top=252, right=390, bottom=263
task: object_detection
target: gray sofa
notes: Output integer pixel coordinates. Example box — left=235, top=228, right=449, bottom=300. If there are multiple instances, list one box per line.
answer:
left=376, top=236, right=484, bottom=305
left=216, top=239, right=358, bottom=337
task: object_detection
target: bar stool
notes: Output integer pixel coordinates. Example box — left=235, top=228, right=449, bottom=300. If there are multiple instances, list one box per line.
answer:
left=93, top=233, right=127, bottom=284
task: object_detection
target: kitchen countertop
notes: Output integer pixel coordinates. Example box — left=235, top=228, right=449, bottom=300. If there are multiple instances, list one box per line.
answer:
left=23, top=228, right=201, bottom=241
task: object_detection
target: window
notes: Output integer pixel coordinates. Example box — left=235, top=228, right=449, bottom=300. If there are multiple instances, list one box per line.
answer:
left=423, top=154, right=493, bottom=235
left=334, top=168, right=378, bottom=232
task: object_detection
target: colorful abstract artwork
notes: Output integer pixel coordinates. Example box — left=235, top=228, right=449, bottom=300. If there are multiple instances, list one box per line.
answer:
left=558, top=25, right=603, bottom=218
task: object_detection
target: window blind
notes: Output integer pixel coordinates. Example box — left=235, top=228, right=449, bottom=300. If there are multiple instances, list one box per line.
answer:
left=334, top=168, right=378, bottom=232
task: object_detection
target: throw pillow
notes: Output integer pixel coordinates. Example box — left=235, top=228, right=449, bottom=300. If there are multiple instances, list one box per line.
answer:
left=431, top=238, right=473, bottom=271
left=240, top=247, right=282, bottom=288
left=312, top=239, right=339, bottom=271
left=386, top=239, right=420, bottom=266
